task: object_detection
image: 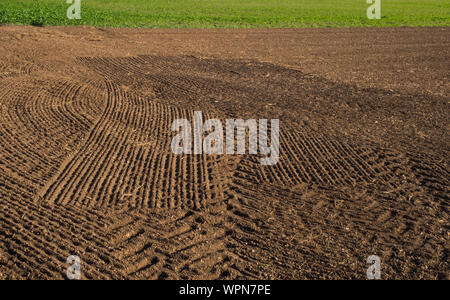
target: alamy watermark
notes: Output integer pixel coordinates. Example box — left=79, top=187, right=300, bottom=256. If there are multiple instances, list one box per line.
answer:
left=66, top=255, right=81, bottom=280
left=171, top=111, right=280, bottom=166
left=366, top=255, right=381, bottom=280
left=67, top=0, right=81, bottom=20
left=367, top=0, right=381, bottom=20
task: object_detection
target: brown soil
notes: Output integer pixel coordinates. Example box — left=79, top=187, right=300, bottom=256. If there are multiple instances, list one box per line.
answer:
left=0, top=26, right=448, bottom=280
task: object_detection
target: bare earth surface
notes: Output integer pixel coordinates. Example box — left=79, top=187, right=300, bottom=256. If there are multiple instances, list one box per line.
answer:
left=0, top=26, right=448, bottom=280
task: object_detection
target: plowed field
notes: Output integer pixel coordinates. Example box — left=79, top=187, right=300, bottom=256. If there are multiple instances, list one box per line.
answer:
left=0, top=26, right=448, bottom=279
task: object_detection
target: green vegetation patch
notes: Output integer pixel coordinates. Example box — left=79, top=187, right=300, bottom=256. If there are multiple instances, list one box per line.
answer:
left=0, top=0, right=448, bottom=28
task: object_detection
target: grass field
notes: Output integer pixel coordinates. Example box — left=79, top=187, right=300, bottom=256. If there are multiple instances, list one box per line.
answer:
left=0, top=0, right=449, bottom=28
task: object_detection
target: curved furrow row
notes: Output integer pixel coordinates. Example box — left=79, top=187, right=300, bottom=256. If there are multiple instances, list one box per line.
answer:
left=38, top=78, right=228, bottom=210
left=77, top=56, right=263, bottom=116
left=233, top=122, right=412, bottom=191
left=38, top=79, right=122, bottom=205
left=0, top=74, right=116, bottom=278
left=75, top=56, right=426, bottom=196
left=0, top=77, right=105, bottom=188
left=0, top=60, right=38, bottom=80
